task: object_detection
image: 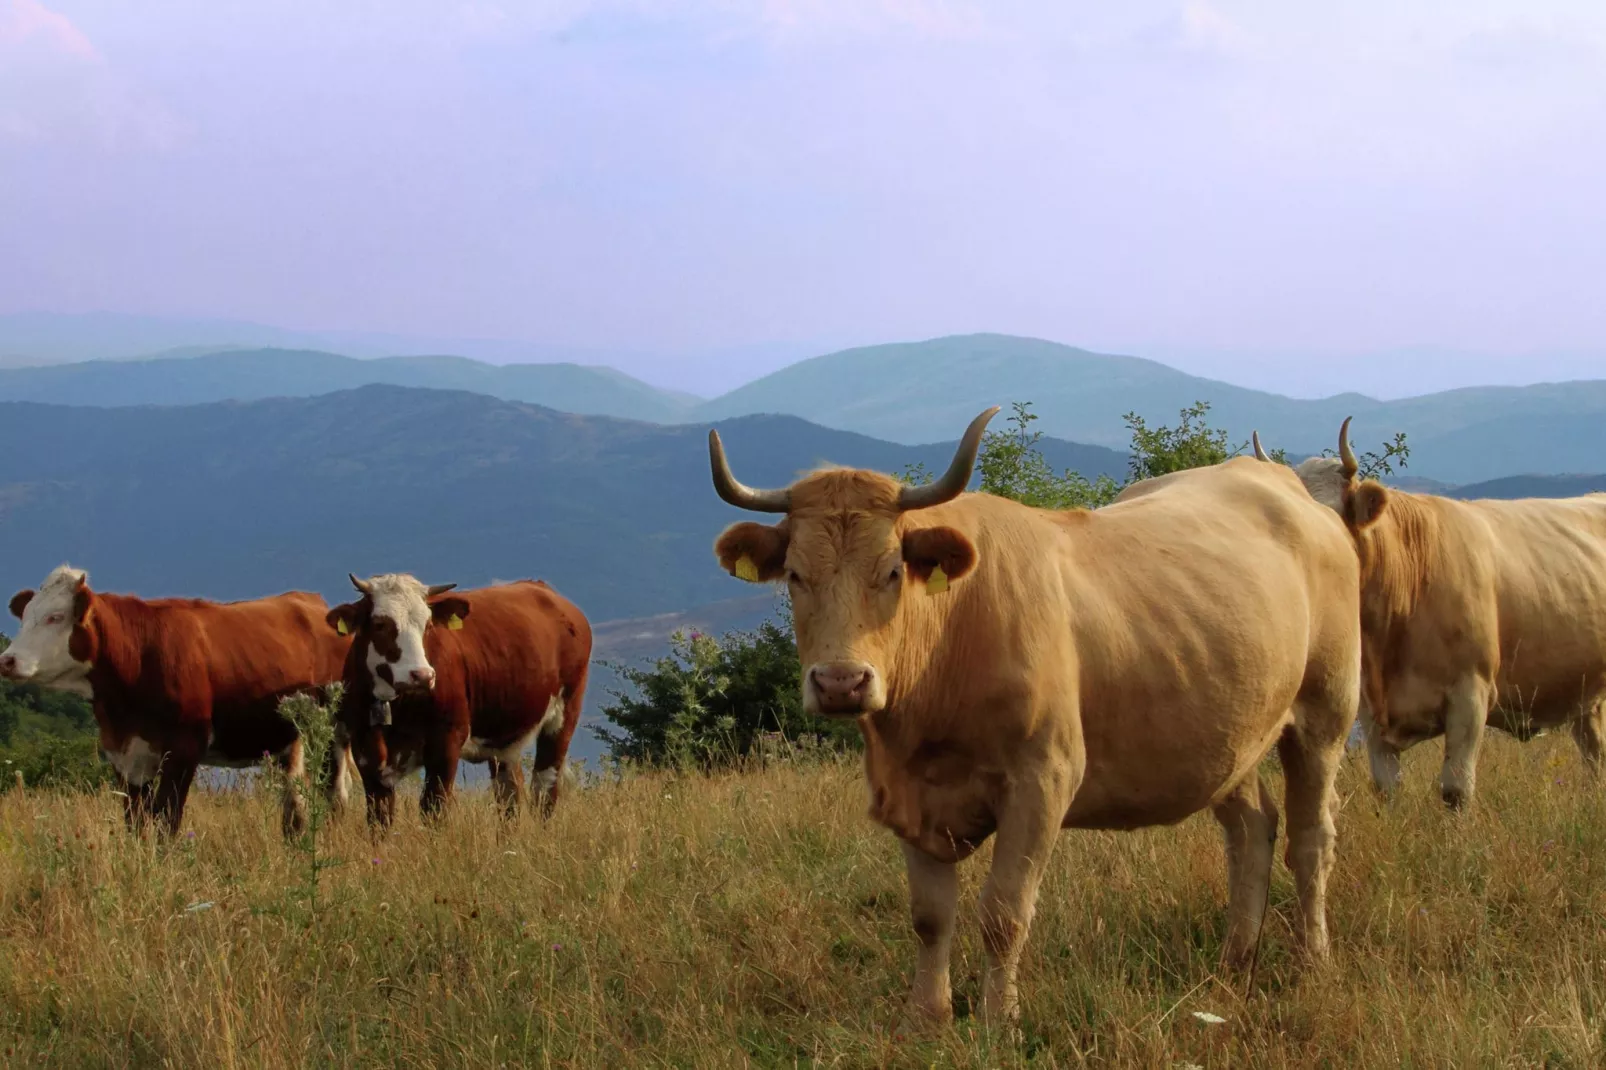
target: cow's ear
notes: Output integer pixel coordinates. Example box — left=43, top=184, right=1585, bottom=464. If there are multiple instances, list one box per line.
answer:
left=714, top=521, right=790, bottom=583
left=430, top=596, right=471, bottom=630
left=8, top=590, right=33, bottom=620
left=902, top=526, right=977, bottom=590
left=72, top=585, right=93, bottom=622
left=1348, top=481, right=1389, bottom=531
left=326, top=602, right=364, bottom=637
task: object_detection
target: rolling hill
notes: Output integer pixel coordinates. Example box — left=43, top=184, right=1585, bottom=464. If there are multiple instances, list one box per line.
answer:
left=0, top=348, right=698, bottom=425
left=4, top=331, right=1604, bottom=484
left=693, top=334, right=1606, bottom=482
left=0, top=386, right=1126, bottom=625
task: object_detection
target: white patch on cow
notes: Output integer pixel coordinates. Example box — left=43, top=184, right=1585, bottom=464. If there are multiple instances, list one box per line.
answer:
left=459, top=692, right=565, bottom=763
left=108, top=737, right=162, bottom=786
left=1293, top=456, right=1348, bottom=515
left=539, top=690, right=567, bottom=737
left=360, top=573, right=439, bottom=701
left=533, top=765, right=558, bottom=798
left=3, top=564, right=94, bottom=696
left=329, top=727, right=353, bottom=806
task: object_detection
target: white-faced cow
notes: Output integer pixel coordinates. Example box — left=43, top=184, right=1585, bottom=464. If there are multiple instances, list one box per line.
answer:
left=1263, top=419, right=1606, bottom=808
left=1, top=565, right=354, bottom=837
left=708, top=409, right=1361, bottom=1026
left=324, top=573, right=591, bottom=825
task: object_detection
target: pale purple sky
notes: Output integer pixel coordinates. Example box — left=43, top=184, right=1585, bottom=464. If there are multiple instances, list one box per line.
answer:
left=2, top=1, right=1604, bottom=396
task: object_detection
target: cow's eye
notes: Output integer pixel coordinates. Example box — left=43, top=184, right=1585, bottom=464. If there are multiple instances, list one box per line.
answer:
left=44, top=614, right=62, bottom=626
left=787, top=570, right=802, bottom=586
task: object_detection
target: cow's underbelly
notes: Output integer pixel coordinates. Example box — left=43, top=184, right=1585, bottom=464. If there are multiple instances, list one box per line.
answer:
left=1494, top=669, right=1606, bottom=731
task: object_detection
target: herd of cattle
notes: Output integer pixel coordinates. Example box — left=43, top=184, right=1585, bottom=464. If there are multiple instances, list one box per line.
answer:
left=3, top=407, right=1604, bottom=1026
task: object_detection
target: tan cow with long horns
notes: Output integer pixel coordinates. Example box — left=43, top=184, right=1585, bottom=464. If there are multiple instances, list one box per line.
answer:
left=708, top=409, right=1361, bottom=1026
left=1260, top=419, right=1606, bottom=808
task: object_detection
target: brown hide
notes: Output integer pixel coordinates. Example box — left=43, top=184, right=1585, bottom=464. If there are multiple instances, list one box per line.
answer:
left=75, top=587, right=350, bottom=834
left=335, top=580, right=592, bottom=823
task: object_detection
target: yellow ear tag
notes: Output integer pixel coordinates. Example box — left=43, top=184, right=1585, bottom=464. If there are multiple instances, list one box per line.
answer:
left=336, top=619, right=349, bottom=636
left=734, top=556, right=760, bottom=582
left=926, top=565, right=949, bottom=595
left=447, top=614, right=464, bottom=631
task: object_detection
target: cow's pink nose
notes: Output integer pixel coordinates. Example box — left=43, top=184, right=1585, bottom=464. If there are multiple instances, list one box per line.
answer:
left=0, top=654, right=16, bottom=678
left=410, top=666, right=437, bottom=688
left=809, top=662, right=873, bottom=714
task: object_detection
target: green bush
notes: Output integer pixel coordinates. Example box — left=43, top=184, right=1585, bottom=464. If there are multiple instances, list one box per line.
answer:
left=596, top=617, right=859, bottom=768
left=0, top=734, right=112, bottom=794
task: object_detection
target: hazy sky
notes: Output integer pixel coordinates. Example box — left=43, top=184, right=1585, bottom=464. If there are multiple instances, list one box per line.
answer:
left=3, top=0, right=1604, bottom=394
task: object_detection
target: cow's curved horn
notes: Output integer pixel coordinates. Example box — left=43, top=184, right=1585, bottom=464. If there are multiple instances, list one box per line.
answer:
left=898, top=406, right=1001, bottom=511
left=425, top=583, right=457, bottom=597
left=1251, top=431, right=1271, bottom=462
left=1338, top=416, right=1358, bottom=479
left=348, top=573, right=373, bottom=595
left=708, top=429, right=792, bottom=513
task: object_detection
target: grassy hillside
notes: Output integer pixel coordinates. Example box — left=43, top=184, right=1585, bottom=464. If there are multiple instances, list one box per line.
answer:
left=0, top=387, right=1125, bottom=625
left=1, top=733, right=1601, bottom=1066
left=0, top=347, right=698, bottom=425
left=694, top=333, right=1606, bottom=482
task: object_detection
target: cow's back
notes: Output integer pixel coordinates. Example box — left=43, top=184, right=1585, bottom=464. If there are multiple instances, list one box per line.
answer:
left=429, top=580, right=592, bottom=712
left=1460, top=494, right=1606, bottom=717
left=1062, top=458, right=1360, bottom=826
left=151, top=591, right=347, bottom=706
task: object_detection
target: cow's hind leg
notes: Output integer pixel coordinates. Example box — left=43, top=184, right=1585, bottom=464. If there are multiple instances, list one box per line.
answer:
left=531, top=684, right=583, bottom=817
left=1571, top=700, right=1605, bottom=776
left=1277, top=725, right=1342, bottom=963
left=488, top=757, right=526, bottom=818
left=900, top=841, right=959, bottom=1029
left=1211, top=771, right=1278, bottom=970
left=278, top=739, right=309, bottom=839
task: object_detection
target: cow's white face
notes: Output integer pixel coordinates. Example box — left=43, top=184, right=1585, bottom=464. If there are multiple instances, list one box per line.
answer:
left=1, top=565, right=94, bottom=697
left=1294, top=456, right=1349, bottom=515
left=328, top=574, right=469, bottom=702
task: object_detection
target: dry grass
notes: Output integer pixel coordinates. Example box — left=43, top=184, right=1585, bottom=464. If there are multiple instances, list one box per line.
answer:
left=1, top=733, right=1603, bottom=1069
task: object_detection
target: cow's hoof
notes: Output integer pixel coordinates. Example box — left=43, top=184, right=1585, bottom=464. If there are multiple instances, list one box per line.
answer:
left=1440, top=786, right=1467, bottom=811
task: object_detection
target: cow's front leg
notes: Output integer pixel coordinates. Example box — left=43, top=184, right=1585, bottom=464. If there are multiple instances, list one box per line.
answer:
left=900, top=841, right=959, bottom=1029
left=1571, top=700, right=1606, bottom=776
left=976, top=763, right=1076, bottom=1026
left=1440, top=675, right=1491, bottom=810
left=151, top=756, right=199, bottom=839
left=419, top=729, right=465, bottom=821
left=1360, top=703, right=1403, bottom=799
left=120, top=775, right=156, bottom=833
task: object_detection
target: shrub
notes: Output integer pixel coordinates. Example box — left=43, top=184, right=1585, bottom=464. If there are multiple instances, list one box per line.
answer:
left=0, top=734, right=112, bottom=794
left=596, top=617, right=859, bottom=768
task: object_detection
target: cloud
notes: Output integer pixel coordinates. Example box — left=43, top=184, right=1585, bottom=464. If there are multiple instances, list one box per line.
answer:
left=0, top=0, right=183, bottom=149
left=0, top=0, right=97, bottom=59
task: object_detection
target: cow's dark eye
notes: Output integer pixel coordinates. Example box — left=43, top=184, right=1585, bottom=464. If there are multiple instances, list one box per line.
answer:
left=787, top=570, right=801, bottom=585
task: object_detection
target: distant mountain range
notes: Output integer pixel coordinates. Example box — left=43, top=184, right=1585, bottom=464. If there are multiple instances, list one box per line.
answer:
left=0, top=386, right=1127, bottom=626
left=1, top=325, right=1601, bottom=485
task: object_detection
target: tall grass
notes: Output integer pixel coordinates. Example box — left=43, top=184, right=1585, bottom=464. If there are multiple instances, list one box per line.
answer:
left=0, top=732, right=1601, bottom=1068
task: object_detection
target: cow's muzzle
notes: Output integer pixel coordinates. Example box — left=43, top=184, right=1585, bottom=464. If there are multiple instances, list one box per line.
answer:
left=806, top=661, right=881, bottom=717
left=0, top=653, right=27, bottom=680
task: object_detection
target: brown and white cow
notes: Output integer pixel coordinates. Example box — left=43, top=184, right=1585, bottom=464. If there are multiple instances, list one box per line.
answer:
left=324, top=573, right=591, bottom=825
left=1266, top=419, right=1606, bottom=808
left=1, top=565, right=354, bottom=837
left=708, top=409, right=1361, bottom=1026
